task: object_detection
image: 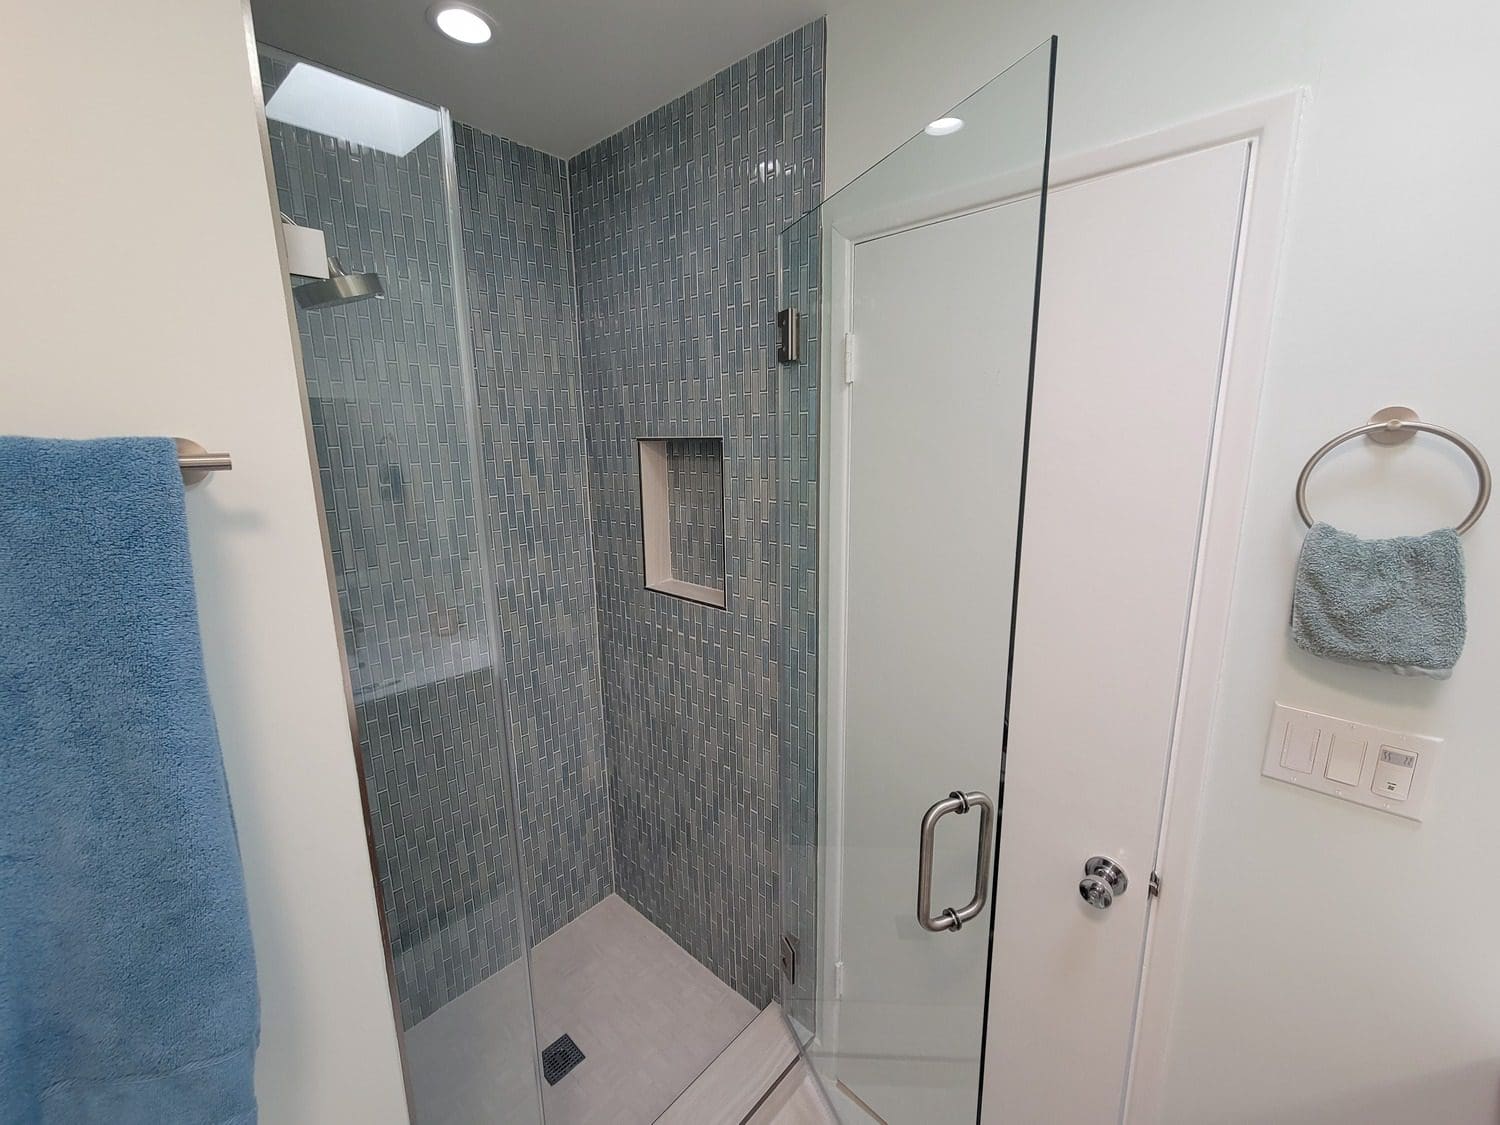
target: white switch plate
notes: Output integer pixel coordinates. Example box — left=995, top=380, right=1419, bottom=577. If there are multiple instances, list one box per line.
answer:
left=1262, top=703, right=1441, bottom=822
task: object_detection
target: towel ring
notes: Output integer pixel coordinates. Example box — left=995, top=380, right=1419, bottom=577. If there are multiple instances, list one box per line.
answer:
left=1296, top=407, right=1491, bottom=534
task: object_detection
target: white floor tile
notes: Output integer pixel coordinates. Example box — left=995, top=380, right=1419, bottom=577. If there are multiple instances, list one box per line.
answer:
left=405, top=893, right=759, bottom=1124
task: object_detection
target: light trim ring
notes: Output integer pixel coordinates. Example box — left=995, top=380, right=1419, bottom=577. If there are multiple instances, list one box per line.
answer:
left=427, top=3, right=495, bottom=45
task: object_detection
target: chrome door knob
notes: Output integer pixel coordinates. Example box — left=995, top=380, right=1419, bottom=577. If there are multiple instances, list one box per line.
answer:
left=1078, top=856, right=1128, bottom=910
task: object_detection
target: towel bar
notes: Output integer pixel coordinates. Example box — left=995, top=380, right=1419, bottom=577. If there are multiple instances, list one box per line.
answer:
left=175, top=437, right=232, bottom=485
left=1296, top=407, right=1490, bottom=533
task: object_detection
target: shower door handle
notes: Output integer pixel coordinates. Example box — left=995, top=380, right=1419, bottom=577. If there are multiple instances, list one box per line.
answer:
left=916, top=790, right=996, bottom=933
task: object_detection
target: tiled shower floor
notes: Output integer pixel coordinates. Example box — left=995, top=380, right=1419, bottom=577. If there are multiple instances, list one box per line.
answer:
left=406, top=893, right=758, bottom=1124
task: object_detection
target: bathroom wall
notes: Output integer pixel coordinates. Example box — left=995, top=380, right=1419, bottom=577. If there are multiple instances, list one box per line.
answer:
left=263, top=55, right=612, bottom=1026
left=4, top=1, right=408, bottom=1118
left=569, top=21, right=825, bottom=1007
left=454, top=124, right=614, bottom=944
left=823, top=0, right=1500, bottom=1120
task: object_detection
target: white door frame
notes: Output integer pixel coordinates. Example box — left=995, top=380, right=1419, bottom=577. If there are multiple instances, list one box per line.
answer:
left=806, top=91, right=1302, bottom=1120
left=1090, top=92, right=1302, bottom=1123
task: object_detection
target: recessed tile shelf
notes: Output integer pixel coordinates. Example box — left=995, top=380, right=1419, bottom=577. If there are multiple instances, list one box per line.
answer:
left=639, top=437, right=727, bottom=608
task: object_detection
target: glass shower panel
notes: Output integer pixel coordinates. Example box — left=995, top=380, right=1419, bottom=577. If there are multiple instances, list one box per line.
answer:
left=258, top=49, right=543, bottom=1124
left=776, top=38, right=1055, bottom=1123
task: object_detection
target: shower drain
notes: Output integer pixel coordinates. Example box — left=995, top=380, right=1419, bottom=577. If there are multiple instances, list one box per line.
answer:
left=541, top=1034, right=585, bottom=1085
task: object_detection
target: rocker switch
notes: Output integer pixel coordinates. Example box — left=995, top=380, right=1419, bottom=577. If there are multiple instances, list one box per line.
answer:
left=1280, top=721, right=1319, bottom=774
left=1324, top=733, right=1367, bottom=787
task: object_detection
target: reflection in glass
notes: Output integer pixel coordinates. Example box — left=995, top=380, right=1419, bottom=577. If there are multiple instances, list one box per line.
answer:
left=259, top=47, right=544, bottom=1124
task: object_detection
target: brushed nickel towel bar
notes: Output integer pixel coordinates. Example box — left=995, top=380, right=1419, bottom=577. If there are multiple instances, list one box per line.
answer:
left=1296, top=406, right=1490, bottom=534
left=175, top=438, right=232, bottom=486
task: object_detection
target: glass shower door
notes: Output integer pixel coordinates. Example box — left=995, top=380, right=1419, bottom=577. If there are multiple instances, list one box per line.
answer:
left=777, top=39, right=1055, bottom=1123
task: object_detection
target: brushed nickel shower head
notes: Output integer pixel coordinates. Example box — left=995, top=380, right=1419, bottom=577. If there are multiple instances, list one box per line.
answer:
left=294, top=257, right=385, bottom=309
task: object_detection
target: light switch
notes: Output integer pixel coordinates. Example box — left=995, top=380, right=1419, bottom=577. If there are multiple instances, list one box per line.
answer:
left=1262, top=704, right=1441, bottom=822
left=1372, top=746, right=1418, bottom=801
left=1280, top=721, right=1320, bottom=773
left=1324, top=733, right=1367, bottom=787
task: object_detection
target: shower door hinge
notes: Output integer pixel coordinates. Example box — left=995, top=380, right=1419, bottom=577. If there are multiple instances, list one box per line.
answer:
left=780, top=934, right=799, bottom=983
left=844, top=333, right=856, bottom=384
left=1148, top=871, right=1163, bottom=898
left=777, top=308, right=802, bottom=364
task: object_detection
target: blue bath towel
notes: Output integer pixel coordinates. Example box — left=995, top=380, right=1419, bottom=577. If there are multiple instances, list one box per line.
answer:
left=1291, top=521, right=1466, bottom=678
left=0, top=437, right=259, bottom=1123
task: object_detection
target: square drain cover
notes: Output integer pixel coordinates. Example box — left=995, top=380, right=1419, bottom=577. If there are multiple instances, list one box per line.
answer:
left=542, top=1033, right=585, bottom=1086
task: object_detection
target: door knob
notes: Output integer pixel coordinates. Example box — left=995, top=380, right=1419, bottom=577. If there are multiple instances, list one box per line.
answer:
left=1078, top=856, right=1128, bottom=910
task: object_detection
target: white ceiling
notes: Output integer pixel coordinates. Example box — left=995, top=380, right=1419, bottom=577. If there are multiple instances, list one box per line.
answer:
left=250, top=0, right=827, bottom=158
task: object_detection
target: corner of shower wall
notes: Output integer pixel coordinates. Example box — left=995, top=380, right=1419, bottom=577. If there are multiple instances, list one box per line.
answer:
left=565, top=17, right=826, bottom=1012
left=451, top=120, right=616, bottom=947
left=266, top=13, right=827, bottom=1031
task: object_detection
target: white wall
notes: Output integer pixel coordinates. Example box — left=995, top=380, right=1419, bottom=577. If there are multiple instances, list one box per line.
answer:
left=824, top=1, right=1500, bottom=1121
left=1, top=1, right=408, bottom=1121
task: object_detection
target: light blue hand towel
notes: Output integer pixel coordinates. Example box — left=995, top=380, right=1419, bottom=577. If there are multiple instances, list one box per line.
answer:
left=0, top=437, right=260, bottom=1123
left=1291, top=521, right=1466, bottom=678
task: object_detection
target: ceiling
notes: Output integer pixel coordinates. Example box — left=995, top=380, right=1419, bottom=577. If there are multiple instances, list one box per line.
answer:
left=250, top=0, right=826, bottom=158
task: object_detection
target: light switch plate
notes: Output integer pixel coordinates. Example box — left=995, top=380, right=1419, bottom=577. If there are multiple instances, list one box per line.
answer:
left=1262, top=703, right=1441, bottom=822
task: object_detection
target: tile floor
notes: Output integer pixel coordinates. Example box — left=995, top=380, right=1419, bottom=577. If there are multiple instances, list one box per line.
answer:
left=405, top=893, right=759, bottom=1124
left=405, top=954, right=543, bottom=1125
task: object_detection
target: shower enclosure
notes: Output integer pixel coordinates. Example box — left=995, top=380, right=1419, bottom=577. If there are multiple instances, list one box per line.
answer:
left=258, top=23, right=1053, bottom=1124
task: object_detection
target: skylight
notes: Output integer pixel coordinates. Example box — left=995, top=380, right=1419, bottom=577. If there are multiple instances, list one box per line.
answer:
left=265, top=64, right=440, bottom=158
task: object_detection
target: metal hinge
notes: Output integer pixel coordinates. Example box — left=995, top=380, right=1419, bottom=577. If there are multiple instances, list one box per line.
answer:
left=780, top=934, right=799, bottom=983
left=1148, top=871, right=1163, bottom=898
left=844, top=333, right=856, bottom=384
left=777, top=308, right=801, bottom=364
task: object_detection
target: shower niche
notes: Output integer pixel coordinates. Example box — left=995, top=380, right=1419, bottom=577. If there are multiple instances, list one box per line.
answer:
left=639, top=437, right=728, bottom=608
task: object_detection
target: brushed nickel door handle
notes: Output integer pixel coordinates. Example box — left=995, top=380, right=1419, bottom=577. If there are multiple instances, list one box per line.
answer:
left=916, top=790, right=996, bottom=933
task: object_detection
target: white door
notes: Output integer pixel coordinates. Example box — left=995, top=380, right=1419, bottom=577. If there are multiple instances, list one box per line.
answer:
left=823, top=141, right=1251, bottom=1123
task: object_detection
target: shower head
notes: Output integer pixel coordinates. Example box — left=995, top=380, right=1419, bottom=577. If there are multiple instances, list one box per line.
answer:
left=294, top=257, right=385, bottom=309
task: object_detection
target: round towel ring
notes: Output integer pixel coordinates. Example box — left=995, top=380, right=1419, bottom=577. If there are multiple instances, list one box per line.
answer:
left=1296, top=409, right=1492, bottom=533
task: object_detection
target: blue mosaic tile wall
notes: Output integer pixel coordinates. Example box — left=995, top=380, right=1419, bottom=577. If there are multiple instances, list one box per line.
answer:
left=568, top=21, right=825, bottom=1009
left=666, top=438, right=726, bottom=589
left=265, top=25, right=827, bottom=1028
left=454, top=124, right=614, bottom=944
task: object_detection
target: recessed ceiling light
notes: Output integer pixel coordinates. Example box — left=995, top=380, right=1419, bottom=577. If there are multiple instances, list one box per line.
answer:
left=427, top=3, right=495, bottom=45
left=924, top=116, right=965, bottom=137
